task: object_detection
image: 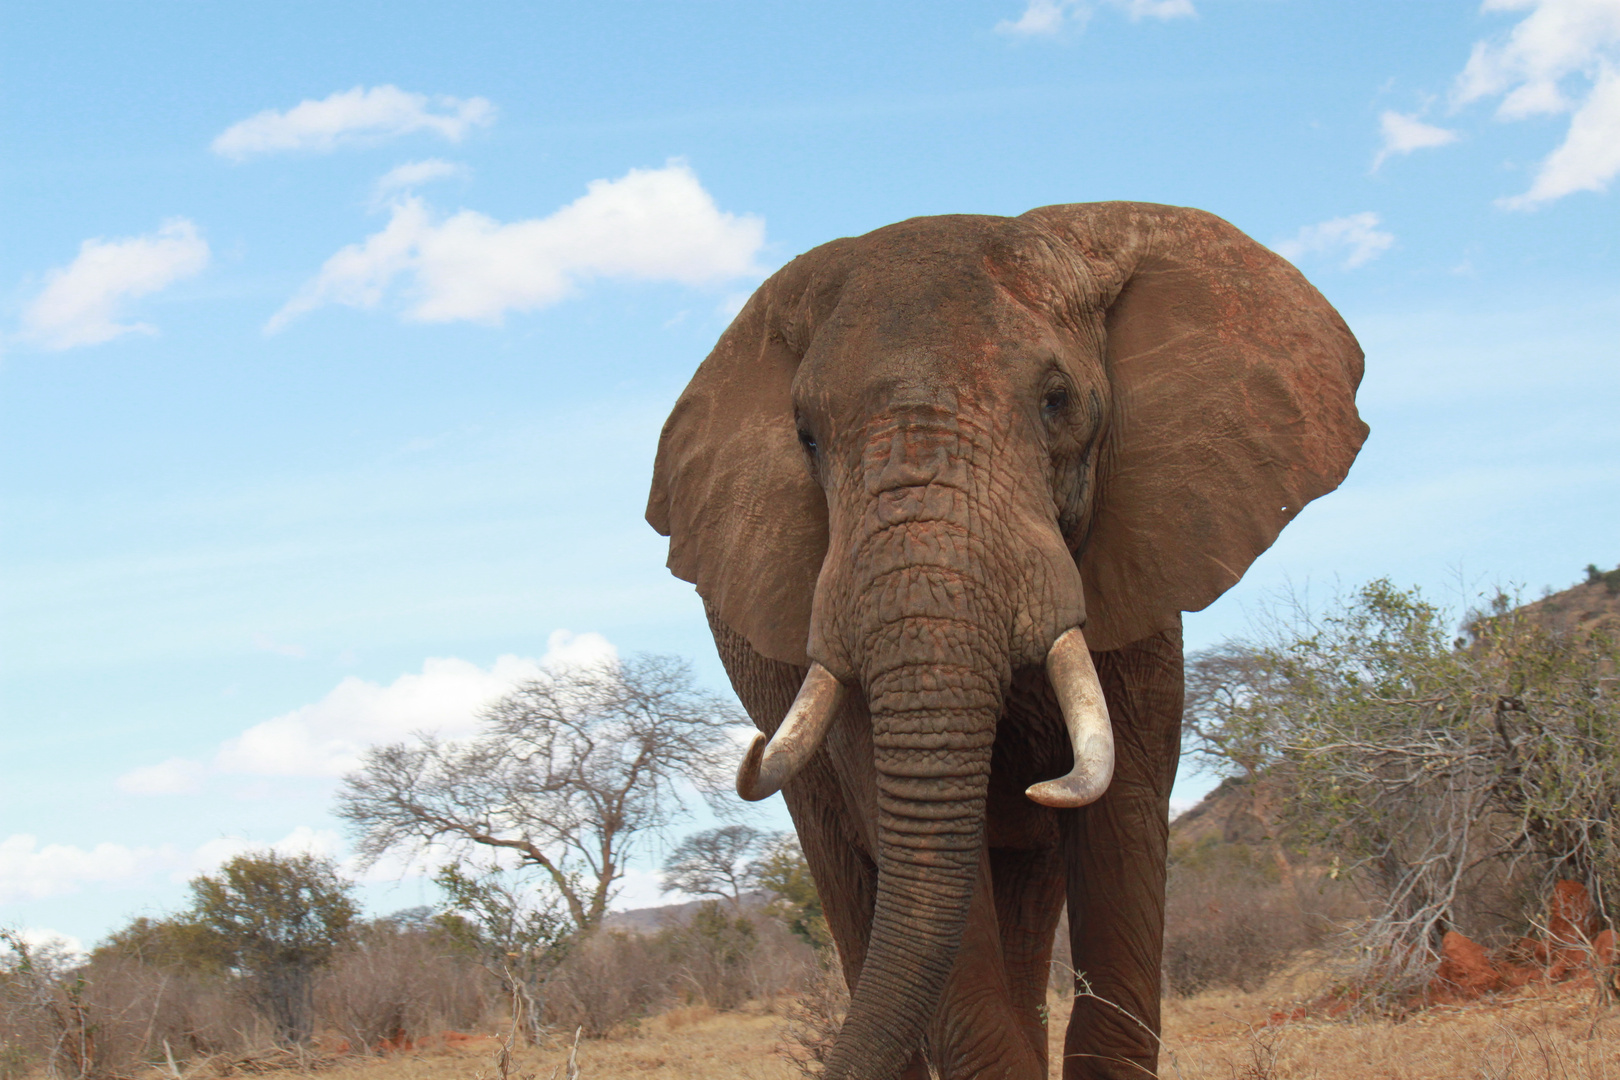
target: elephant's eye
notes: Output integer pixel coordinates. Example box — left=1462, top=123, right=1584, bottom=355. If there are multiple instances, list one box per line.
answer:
left=1042, top=386, right=1071, bottom=417
left=797, top=426, right=818, bottom=457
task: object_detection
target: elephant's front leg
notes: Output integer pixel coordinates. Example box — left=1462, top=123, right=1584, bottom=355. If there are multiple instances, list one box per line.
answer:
left=1061, top=624, right=1184, bottom=1080
left=918, top=675, right=1070, bottom=1080
left=920, top=846, right=1053, bottom=1080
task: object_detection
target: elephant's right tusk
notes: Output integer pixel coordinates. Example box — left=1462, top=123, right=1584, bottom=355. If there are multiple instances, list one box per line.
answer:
left=736, top=663, right=846, bottom=802
left=1026, top=626, right=1115, bottom=808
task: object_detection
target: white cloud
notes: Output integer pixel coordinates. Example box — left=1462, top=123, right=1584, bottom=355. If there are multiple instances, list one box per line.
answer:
left=1000, top=0, right=1070, bottom=34
left=372, top=159, right=468, bottom=204
left=212, top=85, right=494, bottom=160
left=611, top=865, right=673, bottom=911
left=135, top=633, right=614, bottom=783
left=19, top=219, right=210, bottom=350
left=1502, top=66, right=1620, bottom=205
left=997, top=0, right=1193, bottom=36
left=1372, top=110, right=1460, bottom=170
left=1453, top=0, right=1620, bottom=206
left=0, top=826, right=384, bottom=905
left=213, top=654, right=548, bottom=777
left=0, top=834, right=178, bottom=902
left=539, top=629, right=619, bottom=670
left=11, top=929, right=87, bottom=962
left=116, top=757, right=206, bottom=796
left=1273, top=212, right=1395, bottom=269
left=268, top=160, right=765, bottom=331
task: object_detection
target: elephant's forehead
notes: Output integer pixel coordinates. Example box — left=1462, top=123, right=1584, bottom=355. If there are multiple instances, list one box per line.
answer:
left=803, top=265, right=1058, bottom=389
left=815, top=218, right=1067, bottom=345
left=844, top=218, right=1056, bottom=304
left=787, top=216, right=1082, bottom=416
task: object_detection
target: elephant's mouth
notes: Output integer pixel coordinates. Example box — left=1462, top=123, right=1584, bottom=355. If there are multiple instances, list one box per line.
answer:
left=734, top=625, right=1113, bottom=807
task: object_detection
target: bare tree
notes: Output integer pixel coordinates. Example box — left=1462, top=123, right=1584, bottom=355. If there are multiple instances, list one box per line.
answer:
left=336, top=653, right=743, bottom=935
left=2, top=930, right=96, bottom=1080
left=1181, top=641, right=1288, bottom=781
left=661, top=826, right=778, bottom=908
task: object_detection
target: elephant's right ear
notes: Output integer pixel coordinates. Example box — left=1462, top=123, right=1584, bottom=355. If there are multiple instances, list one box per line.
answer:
left=647, top=268, right=834, bottom=668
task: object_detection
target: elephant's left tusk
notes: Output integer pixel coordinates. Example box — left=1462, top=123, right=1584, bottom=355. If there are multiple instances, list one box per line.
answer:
left=1026, top=626, right=1115, bottom=808
left=736, top=663, right=846, bottom=802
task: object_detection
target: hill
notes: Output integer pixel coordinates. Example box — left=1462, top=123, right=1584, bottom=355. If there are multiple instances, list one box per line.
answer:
left=600, top=893, right=773, bottom=935
left=1514, top=566, right=1620, bottom=638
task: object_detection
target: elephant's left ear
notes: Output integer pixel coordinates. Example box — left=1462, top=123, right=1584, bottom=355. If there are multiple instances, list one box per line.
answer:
left=647, top=255, right=843, bottom=667
left=1023, top=202, right=1369, bottom=653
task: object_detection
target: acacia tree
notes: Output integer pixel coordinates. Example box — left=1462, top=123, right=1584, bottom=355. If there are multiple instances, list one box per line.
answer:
left=187, top=852, right=356, bottom=1045
left=660, top=827, right=830, bottom=945
left=661, top=826, right=779, bottom=908
left=336, top=653, right=742, bottom=936
left=1183, top=577, right=1620, bottom=999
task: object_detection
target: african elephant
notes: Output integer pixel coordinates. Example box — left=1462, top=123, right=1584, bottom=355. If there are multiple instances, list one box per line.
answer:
left=646, top=202, right=1366, bottom=1079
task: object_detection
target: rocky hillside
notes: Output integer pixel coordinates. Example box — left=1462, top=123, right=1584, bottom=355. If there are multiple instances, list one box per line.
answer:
left=601, top=893, right=772, bottom=934
left=1512, top=565, right=1620, bottom=638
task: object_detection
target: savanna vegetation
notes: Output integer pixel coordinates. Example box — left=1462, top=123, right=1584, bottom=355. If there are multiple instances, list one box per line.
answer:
left=6, top=572, right=1619, bottom=1079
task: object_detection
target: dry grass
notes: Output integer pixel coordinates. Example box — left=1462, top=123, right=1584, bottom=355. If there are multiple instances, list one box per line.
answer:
left=281, top=1005, right=801, bottom=1080
left=1130, top=966, right=1620, bottom=1080
left=1156, top=981, right=1620, bottom=1080
left=93, top=969, right=1620, bottom=1080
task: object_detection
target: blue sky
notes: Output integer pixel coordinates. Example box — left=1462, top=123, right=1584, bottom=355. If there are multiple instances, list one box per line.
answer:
left=4, top=0, right=1618, bottom=952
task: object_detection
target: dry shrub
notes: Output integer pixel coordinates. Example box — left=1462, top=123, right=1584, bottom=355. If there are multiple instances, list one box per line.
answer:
left=660, top=902, right=762, bottom=1012
left=546, top=905, right=819, bottom=1040
left=1157, top=979, right=1620, bottom=1080
left=1162, top=838, right=1354, bottom=997
left=315, top=921, right=497, bottom=1052
left=1, top=954, right=54, bottom=1079
left=0, top=951, right=260, bottom=1080
left=1, top=917, right=510, bottom=1079
left=741, top=916, right=817, bottom=1011
left=548, top=932, right=669, bottom=1038
left=775, top=950, right=847, bottom=1078
left=80, top=958, right=260, bottom=1066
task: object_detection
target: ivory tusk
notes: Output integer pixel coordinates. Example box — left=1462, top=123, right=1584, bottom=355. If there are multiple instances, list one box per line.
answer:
left=736, top=663, right=846, bottom=801
left=1026, top=626, right=1115, bottom=808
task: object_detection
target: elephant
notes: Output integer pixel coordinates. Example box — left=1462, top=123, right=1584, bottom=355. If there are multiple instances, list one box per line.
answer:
left=646, top=202, right=1366, bottom=1079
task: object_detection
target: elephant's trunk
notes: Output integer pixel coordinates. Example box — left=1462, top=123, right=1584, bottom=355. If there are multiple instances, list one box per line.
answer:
left=811, top=403, right=1075, bottom=1079
left=823, top=604, right=1006, bottom=1080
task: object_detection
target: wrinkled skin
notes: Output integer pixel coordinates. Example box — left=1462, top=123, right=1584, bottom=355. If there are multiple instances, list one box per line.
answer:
left=648, top=203, right=1367, bottom=1079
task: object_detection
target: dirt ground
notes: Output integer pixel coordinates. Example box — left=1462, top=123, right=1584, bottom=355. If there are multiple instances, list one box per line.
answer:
left=162, top=977, right=1620, bottom=1080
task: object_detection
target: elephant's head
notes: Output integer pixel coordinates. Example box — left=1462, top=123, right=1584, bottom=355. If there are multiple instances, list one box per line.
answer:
left=647, top=202, right=1365, bottom=1079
